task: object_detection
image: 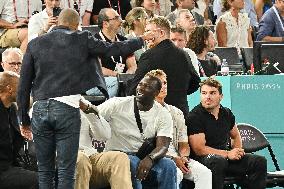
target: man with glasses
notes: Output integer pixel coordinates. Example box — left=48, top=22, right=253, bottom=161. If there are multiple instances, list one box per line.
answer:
left=86, top=8, right=137, bottom=97
left=1, top=48, right=23, bottom=75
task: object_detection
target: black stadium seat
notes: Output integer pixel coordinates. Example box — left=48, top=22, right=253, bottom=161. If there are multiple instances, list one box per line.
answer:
left=213, top=47, right=242, bottom=72
left=241, top=47, right=253, bottom=73
left=81, top=25, right=100, bottom=35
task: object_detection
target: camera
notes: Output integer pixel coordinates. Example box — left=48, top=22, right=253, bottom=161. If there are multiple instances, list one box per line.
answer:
left=53, top=7, right=62, bottom=17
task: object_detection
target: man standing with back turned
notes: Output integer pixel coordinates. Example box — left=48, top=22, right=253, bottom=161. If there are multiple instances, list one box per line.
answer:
left=17, top=8, right=156, bottom=189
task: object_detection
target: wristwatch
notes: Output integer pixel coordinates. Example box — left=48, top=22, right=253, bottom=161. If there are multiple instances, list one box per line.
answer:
left=148, top=154, right=155, bottom=163
left=83, top=104, right=92, bottom=114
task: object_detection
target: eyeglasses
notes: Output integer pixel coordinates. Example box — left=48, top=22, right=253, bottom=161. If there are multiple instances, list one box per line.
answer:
left=107, top=15, right=122, bottom=21
left=5, top=62, right=22, bottom=66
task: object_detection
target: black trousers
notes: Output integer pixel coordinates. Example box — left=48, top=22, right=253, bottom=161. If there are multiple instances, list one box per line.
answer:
left=195, top=154, right=267, bottom=189
left=0, top=166, right=38, bottom=189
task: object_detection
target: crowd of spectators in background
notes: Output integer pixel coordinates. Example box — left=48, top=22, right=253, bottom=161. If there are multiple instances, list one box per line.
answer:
left=0, top=0, right=282, bottom=188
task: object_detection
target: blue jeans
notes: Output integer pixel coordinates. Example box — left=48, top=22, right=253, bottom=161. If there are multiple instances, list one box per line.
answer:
left=86, top=76, right=118, bottom=98
left=128, top=155, right=177, bottom=189
left=32, top=99, right=81, bottom=189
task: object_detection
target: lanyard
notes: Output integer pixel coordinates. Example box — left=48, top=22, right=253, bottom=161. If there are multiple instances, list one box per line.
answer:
left=272, top=6, right=284, bottom=32
left=67, top=0, right=81, bottom=14
left=197, top=60, right=206, bottom=77
left=98, top=31, right=122, bottom=64
left=107, top=0, right=121, bottom=15
left=13, top=0, right=30, bottom=20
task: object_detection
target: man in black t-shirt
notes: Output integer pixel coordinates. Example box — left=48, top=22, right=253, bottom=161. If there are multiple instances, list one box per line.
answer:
left=95, top=8, right=136, bottom=76
left=86, top=8, right=136, bottom=97
left=187, top=77, right=267, bottom=189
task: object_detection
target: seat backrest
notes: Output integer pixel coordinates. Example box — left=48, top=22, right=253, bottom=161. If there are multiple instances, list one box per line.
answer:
left=117, top=73, right=135, bottom=83
left=240, top=47, right=253, bottom=72
left=213, top=47, right=242, bottom=71
left=117, top=73, right=135, bottom=97
left=237, top=123, right=270, bottom=153
left=81, top=25, right=100, bottom=35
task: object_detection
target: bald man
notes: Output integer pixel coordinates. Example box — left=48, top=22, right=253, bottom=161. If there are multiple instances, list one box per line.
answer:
left=17, top=8, right=157, bottom=189
left=0, top=72, right=38, bottom=189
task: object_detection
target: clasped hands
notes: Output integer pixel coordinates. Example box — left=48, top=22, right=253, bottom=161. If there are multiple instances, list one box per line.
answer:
left=227, top=148, right=245, bottom=160
left=174, top=156, right=191, bottom=174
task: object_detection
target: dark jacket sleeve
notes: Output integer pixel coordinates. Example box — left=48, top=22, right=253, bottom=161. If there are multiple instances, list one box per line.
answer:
left=17, top=44, right=34, bottom=126
left=126, top=52, right=152, bottom=95
left=87, top=32, right=144, bottom=57
left=185, top=52, right=201, bottom=95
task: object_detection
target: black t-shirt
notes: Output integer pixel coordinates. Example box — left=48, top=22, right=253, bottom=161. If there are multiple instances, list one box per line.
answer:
left=0, top=102, right=22, bottom=172
left=187, top=104, right=235, bottom=157
left=92, top=0, right=132, bottom=19
left=94, top=32, right=132, bottom=72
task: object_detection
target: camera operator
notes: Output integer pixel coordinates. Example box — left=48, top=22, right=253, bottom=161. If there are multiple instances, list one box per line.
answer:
left=28, top=0, right=61, bottom=42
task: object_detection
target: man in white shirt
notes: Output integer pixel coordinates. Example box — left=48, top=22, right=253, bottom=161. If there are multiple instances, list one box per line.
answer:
left=60, top=0, right=93, bottom=25
left=81, top=75, right=177, bottom=189
left=28, top=0, right=60, bottom=42
left=75, top=110, right=133, bottom=189
left=0, top=0, right=41, bottom=52
left=146, top=69, right=212, bottom=189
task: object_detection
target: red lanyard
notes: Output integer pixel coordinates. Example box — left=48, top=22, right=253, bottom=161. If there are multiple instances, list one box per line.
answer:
left=67, top=0, right=81, bottom=14
left=13, top=0, right=30, bottom=20
left=107, top=0, right=121, bottom=15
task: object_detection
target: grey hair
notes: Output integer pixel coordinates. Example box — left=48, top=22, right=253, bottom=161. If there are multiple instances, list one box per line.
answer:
left=98, top=8, right=111, bottom=29
left=176, top=9, right=191, bottom=22
left=2, top=47, right=23, bottom=63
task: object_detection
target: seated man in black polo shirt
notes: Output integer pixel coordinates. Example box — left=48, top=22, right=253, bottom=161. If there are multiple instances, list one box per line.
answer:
left=86, top=8, right=136, bottom=97
left=187, top=77, right=267, bottom=189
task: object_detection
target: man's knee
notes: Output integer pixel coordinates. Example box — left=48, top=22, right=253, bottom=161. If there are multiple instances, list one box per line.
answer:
left=204, top=155, right=228, bottom=173
left=155, top=157, right=176, bottom=175
left=248, top=154, right=267, bottom=171
left=18, top=27, right=28, bottom=40
left=76, top=151, right=91, bottom=172
left=111, top=151, right=129, bottom=161
left=109, top=151, right=130, bottom=169
left=0, top=29, right=22, bottom=47
left=198, top=164, right=212, bottom=178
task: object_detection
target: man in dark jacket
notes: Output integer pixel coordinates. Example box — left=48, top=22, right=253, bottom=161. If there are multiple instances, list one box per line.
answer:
left=127, top=16, right=200, bottom=123
left=0, top=71, right=38, bottom=189
left=17, top=8, right=156, bottom=189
